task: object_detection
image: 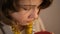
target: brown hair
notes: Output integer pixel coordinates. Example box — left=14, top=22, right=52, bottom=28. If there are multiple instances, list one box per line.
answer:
left=0, top=0, right=53, bottom=25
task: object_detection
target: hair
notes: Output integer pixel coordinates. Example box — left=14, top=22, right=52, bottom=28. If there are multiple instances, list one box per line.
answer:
left=0, top=0, right=53, bottom=25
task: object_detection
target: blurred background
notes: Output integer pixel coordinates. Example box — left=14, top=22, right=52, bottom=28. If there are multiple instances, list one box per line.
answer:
left=40, top=0, right=60, bottom=34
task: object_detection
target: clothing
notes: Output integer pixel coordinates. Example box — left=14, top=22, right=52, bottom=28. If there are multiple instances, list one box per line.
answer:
left=0, top=18, right=41, bottom=34
left=0, top=21, right=13, bottom=34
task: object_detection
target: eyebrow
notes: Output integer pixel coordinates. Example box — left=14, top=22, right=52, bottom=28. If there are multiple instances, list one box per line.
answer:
left=21, top=5, right=36, bottom=6
left=19, top=5, right=39, bottom=8
left=19, top=4, right=39, bottom=7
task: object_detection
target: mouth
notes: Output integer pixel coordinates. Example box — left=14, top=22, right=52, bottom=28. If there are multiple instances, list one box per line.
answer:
left=26, top=21, right=33, bottom=24
left=27, top=20, right=34, bottom=23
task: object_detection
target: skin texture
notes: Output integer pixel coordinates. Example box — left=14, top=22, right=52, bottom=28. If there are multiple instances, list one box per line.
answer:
left=10, top=0, right=43, bottom=26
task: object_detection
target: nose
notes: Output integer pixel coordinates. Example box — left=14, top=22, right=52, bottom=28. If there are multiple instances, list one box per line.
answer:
left=29, top=12, right=38, bottom=19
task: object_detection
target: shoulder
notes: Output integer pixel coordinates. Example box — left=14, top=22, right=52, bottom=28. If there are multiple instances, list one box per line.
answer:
left=0, top=22, right=4, bottom=34
left=0, top=21, right=13, bottom=34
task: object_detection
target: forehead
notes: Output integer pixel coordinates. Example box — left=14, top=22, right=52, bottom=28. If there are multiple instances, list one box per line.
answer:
left=19, top=0, right=42, bottom=6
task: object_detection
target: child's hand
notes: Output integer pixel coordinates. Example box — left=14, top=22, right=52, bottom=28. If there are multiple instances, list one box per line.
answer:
left=51, top=32, right=54, bottom=34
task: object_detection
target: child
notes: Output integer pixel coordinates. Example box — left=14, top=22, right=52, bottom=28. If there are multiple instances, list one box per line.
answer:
left=0, top=0, right=53, bottom=34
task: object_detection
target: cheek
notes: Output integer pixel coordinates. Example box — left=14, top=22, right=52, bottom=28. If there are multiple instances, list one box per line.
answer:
left=11, top=13, right=21, bottom=20
left=10, top=12, right=27, bottom=21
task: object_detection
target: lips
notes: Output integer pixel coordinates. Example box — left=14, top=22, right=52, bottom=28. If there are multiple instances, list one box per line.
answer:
left=21, top=20, right=32, bottom=26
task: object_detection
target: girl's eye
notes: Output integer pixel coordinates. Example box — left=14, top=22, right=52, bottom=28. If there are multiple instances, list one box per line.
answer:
left=23, top=8, right=31, bottom=11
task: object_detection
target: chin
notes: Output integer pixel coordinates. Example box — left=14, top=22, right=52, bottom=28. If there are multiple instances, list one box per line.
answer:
left=19, top=23, right=30, bottom=26
left=18, top=21, right=32, bottom=26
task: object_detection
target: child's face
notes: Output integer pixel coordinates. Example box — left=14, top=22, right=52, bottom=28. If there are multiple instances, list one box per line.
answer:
left=10, top=0, right=42, bottom=26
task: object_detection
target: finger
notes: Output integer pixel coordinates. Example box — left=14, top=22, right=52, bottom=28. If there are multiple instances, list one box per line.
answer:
left=51, top=32, right=54, bottom=34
